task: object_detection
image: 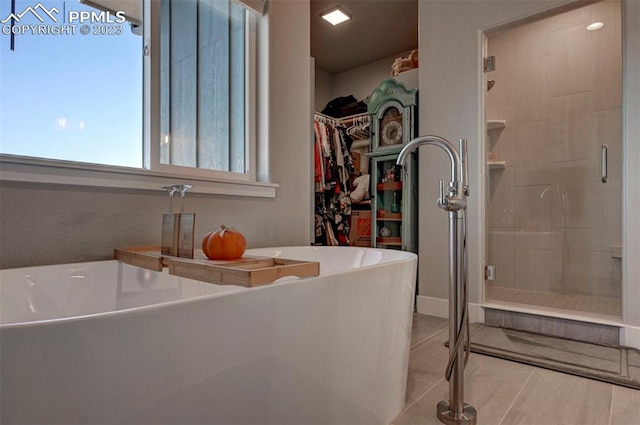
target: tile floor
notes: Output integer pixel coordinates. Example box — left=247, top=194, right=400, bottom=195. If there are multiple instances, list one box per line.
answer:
left=392, top=314, right=640, bottom=425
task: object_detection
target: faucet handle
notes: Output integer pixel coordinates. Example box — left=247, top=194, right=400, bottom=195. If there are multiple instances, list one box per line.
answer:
left=459, top=138, right=470, bottom=197
left=439, top=180, right=447, bottom=207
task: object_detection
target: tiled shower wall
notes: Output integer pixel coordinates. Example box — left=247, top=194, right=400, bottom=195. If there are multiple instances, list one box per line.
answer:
left=486, top=0, right=622, bottom=300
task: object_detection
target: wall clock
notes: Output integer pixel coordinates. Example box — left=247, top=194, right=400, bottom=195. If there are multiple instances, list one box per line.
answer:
left=380, top=107, right=403, bottom=146
left=366, top=78, right=417, bottom=153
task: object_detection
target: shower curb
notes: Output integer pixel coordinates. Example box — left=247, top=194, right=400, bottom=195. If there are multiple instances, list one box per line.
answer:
left=459, top=323, right=640, bottom=390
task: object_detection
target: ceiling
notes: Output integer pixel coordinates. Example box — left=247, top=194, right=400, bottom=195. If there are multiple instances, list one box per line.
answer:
left=310, top=0, right=418, bottom=74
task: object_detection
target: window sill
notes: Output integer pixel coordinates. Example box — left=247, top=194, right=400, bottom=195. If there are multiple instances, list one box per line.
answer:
left=0, top=155, right=277, bottom=199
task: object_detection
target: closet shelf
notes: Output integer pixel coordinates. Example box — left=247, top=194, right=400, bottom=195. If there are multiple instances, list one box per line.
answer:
left=487, top=120, right=507, bottom=130
left=376, top=182, right=402, bottom=191
left=377, top=211, right=402, bottom=220
left=352, top=139, right=370, bottom=150
left=376, top=237, right=402, bottom=246
left=488, top=161, right=506, bottom=169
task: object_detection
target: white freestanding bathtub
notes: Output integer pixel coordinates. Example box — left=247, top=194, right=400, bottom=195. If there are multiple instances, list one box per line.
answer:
left=0, top=246, right=417, bottom=425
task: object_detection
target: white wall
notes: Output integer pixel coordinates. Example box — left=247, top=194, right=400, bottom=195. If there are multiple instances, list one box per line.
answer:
left=332, top=50, right=412, bottom=102
left=417, top=0, right=640, bottom=338
left=314, top=65, right=334, bottom=111
left=264, top=0, right=312, bottom=245
left=314, top=50, right=415, bottom=112
left=0, top=0, right=312, bottom=269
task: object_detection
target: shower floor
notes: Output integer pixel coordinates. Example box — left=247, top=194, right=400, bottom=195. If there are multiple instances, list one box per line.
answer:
left=485, top=285, right=622, bottom=321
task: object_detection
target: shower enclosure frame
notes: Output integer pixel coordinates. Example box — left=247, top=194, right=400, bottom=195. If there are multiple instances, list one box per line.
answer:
left=480, top=0, right=625, bottom=326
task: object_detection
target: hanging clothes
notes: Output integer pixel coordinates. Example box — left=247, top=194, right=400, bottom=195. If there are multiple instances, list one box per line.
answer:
left=313, top=113, right=358, bottom=246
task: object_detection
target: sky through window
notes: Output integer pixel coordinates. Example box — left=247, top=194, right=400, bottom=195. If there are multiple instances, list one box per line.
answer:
left=0, top=0, right=143, bottom=168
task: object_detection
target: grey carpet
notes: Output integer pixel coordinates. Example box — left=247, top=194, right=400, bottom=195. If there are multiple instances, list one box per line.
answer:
left=464, top=323, right=640, bottom=390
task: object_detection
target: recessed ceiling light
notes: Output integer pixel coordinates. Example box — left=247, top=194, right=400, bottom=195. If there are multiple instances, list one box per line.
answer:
left=586, top=22, right=604, bottom=31
left=321, top=7, right=351, bottom=26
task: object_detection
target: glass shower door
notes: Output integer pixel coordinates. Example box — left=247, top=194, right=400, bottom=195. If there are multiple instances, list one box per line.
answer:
left=484, top=0, right=623, bottom=320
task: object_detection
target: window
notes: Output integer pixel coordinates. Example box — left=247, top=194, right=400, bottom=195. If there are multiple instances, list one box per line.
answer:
left=0, top=0, right=143, bottom=168
left=1, top=0, right=263, bottom=186
left=158, top=0, right=248, bottom=175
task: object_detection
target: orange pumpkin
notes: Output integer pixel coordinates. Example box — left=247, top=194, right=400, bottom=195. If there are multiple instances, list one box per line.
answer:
left=201, top=231, right=215, bottom=256
left=202, top=225, right=246, bottom=260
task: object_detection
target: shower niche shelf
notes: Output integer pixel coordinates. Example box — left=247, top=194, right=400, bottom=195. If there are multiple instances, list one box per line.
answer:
left=487, top=120, right=506, bottom=130
left=487, top=120, right=507, bottom=171
left=488, top=161, right=506, bottom=170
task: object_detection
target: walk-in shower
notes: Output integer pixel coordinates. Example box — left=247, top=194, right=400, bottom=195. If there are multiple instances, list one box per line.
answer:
left=484, top=0, right=623, bottom=321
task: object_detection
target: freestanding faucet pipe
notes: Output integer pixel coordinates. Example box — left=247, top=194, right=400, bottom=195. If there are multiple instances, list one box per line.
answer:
left=397, top=136, right=477, bottom=425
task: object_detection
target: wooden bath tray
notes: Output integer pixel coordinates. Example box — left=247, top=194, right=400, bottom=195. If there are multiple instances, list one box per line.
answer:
left=114, top=247, right=319, bottom=287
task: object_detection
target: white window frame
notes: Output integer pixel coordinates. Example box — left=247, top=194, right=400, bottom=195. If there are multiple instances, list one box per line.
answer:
left=0, top=0, right=275, bottom=198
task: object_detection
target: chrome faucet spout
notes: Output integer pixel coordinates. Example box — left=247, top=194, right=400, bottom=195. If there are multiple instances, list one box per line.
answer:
left=395, top=134, right=476, bottom=424
left=396, top=135, right=461, bottom=183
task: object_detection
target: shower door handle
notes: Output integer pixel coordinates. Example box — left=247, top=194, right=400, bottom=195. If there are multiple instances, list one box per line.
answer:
left=601, top=144, right=608, bottom=183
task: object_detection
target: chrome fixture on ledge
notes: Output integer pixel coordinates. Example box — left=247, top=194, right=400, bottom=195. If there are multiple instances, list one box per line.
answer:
left=161, top=184, right=195, bottom=259
left=397, top=136, right=477, bottom=425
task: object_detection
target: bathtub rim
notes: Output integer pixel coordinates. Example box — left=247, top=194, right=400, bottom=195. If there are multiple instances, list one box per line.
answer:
left=1, top=246, right=417, bottom=330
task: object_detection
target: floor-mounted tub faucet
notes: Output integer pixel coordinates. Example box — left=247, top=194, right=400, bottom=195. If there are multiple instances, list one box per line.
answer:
left=397, top=136, right=477, bottom=425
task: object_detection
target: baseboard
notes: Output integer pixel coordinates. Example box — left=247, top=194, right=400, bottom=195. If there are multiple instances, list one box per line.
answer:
left=416, top=295, right=447, bottom=318
left=621, top=324, right=640, bottom=350
left=416, top=295, right=484, bottom=323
